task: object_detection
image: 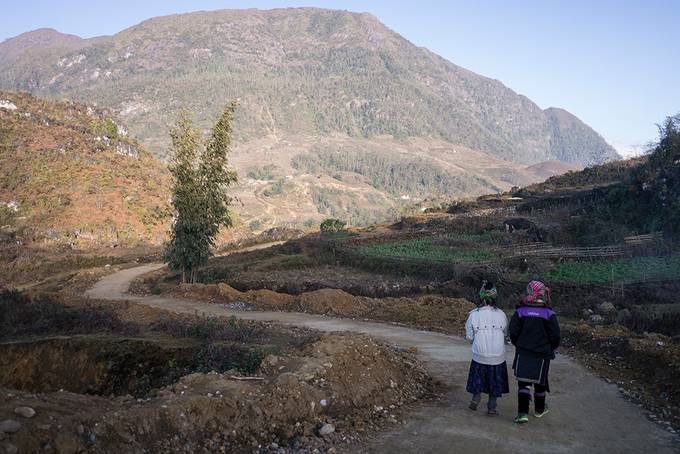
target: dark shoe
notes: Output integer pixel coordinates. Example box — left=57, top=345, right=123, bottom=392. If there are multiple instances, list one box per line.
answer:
left=487, top=409, right=498, bottom=416
left=534, top=407, right=550, bottom=418
left=469, top=401, right=479, bottom=411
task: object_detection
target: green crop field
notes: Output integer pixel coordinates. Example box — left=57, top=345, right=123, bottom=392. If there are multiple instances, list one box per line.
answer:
left=545, top=256, right=680, bottom=284
left=356, top=237, right=493, bottom=263
left=443, top=231, right=507, bottom=244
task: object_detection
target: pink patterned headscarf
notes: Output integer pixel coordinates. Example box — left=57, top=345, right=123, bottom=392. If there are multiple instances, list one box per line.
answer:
left=522, top=280, right=551, bottom=306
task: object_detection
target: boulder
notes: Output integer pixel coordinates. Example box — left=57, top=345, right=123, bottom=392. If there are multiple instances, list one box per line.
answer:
left=616, top=309, right=632, bottom=325
left=318, top=423, right=335, bottom=436
left=0, top=420, right=21, bottom=434
left=598, top=302, right=617, bottom=315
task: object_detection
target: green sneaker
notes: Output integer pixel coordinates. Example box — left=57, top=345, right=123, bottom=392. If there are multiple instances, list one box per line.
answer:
left=534, top=407, right=550, bottom=418
left=514, top=414, right=529, bottom=424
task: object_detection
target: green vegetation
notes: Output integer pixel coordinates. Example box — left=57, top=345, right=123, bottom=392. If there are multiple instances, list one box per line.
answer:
left=443, top=231, right=507, bottom=245
left=165, top=104, right=238, bottom=283
left=246, top=164, right=277, bottom=180
left=320, top=218, right=346, bottom=234
left=520, top=159, right=642, bottom=195
left=357, top=237, right=493, bottom=263
left=612, top=114, right=680, bottom=234
left=545, top=256, right=680, bottom=284
left=311, top=186, right=400, bottom=226
left=91, top=117, right=119, bottom=139
left=248, top=219, right=262, bottom=231
left=293, top=147, right=496, bottom=197
left=263, top=178, right=286, bottom=197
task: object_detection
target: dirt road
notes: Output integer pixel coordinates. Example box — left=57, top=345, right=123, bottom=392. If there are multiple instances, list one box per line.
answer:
left=87, top=263, right=679, bottom=454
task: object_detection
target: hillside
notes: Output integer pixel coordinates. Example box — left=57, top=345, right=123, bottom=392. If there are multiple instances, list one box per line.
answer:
left=0, top=8, right=620, bottom=228
left=0, top=90, right=171, bottom=247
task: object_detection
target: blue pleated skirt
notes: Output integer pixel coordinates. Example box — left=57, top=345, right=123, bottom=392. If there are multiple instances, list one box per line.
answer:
left=466, top=360, right=510, bottom=397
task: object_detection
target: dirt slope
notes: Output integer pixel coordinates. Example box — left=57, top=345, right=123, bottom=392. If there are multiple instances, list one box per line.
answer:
left=86, top=263, right=679, bottom=454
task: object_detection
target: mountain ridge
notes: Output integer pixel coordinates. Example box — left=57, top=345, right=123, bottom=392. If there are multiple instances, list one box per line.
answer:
left=0, top=7, right=618, bottom=165
left=0, top=8, right=620, bottom=229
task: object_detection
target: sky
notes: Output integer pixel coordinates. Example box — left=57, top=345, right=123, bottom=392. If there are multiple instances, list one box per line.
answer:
left=3, top=0, right=679, bottom=157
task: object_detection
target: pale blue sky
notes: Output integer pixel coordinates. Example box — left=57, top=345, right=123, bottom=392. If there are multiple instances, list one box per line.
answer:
left=4, top=0, right=679, bottom=155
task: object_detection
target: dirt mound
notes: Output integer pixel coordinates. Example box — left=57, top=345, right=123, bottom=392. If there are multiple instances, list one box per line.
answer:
left=296, top=288, right=372, bottom=318
left=225, top=265, right=431, bottom=298
left=1, top=333, right=432, bottom=453
left=170, top=283, right=475, bottom=334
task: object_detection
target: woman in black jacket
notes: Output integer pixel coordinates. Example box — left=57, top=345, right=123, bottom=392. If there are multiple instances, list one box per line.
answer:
left=509, top=280, right=560, bottom=424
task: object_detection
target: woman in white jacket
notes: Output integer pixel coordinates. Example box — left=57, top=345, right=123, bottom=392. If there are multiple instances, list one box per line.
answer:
left=465, top=281, right=509, bottom=415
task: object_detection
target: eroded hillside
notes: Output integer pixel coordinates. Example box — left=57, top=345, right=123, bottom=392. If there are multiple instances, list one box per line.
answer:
left=0, top=91, right=170, bottom=247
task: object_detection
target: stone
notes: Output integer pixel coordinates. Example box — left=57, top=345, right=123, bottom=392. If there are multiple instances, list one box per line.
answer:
left=3, top=443, right=18, bottom=454
left=14, top=406, right=36, bottom=418
left=588, top=314, right=604, bottom=325
left=318, top=423, right=335, bottom=436
left=0, top=420, right=21, bottom=434
left=0, top=100, right=17, bottom=111
left=616, top=308, right=632, bottom=325
left=598, top=302, right=616, bottom=314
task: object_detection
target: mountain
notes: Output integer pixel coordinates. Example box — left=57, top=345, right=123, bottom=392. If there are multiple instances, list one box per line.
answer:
left=0, top=90, right=170, bottom=247
left=544, top=107, right=618, bottom=166
left=0, top=8, right=620, bottom=229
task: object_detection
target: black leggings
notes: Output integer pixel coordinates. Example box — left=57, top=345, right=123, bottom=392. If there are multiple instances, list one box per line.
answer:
left=517, top=381, right=547, bottom=414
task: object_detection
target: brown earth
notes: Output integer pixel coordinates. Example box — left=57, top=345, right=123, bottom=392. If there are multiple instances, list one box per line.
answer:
left=79, top=263, right=679, bottom=453
left=561, top=323, right=680, bottom=431
left=161, top=282, right=474, bottom=335
left=0, top=286, right=433, bottom=453
left=0, top=332, right=432, bottom=453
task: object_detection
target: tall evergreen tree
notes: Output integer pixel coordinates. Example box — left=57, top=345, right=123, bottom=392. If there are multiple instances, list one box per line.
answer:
left=200, top=101, right=238, bottom=241
left=165, top=105, right=238, bottom=283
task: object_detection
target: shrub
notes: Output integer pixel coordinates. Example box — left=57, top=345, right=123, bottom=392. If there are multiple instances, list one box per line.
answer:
left=0, top=204, right=16, bottom=226
left=263, top=179, right=286, bottom=197
left=320, top=218, right=346, bottom=234
left=248, top=219, right=262, bottom=231
left=151, top=314, right=263, bottom=343
left=246, top=164, right=277, bottom=180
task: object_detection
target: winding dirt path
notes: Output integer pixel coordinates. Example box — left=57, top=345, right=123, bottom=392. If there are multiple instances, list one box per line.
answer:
left=87, top=263, right=678, bottom=454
